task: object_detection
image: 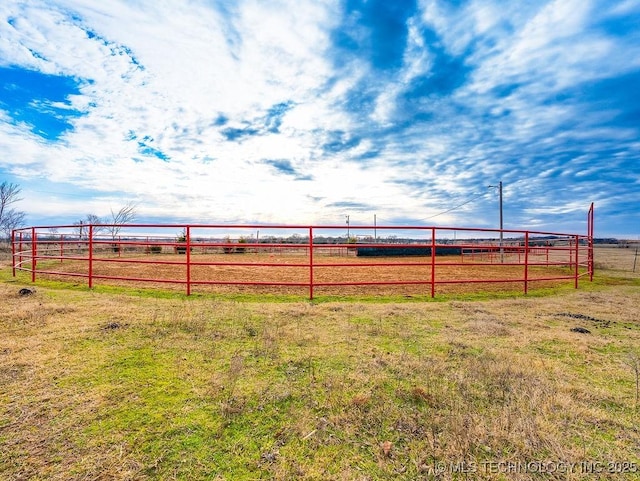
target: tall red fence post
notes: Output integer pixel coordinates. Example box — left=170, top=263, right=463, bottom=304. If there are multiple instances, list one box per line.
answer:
left=588, top=203, right=594, bottom=281
left=309, top=226, right=314, bottom=300
left=60, top=233, right=64, bottom=263
left=186, top=226, right=191, bottom=296
left=430, top=227, right=436, bottom=298
left=524, top=231, right=529, bottom=295
left=88, top=225, right=94, bottom=289
left=31, top=227, right=36, bottom=283
left=574, top=234, right=580, bottom=289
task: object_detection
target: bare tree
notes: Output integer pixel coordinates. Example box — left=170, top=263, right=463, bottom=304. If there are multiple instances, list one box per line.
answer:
left=74, top=214, right=104, bottom=239
left=86, top=213, right=102, bottom=224
left=107, top=202, right=137, bottom=240
left=85, top=213, right=105, bottom=235
left=0, top=181, right=26, bottom=240
left=1, top=209, right=26, bottom=240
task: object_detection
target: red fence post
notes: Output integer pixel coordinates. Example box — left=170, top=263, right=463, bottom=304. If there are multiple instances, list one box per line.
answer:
left=574, top=234, right=580, bottom=289
left=568, top=238, right=573, bottom=269
left=60, top=233, right=64, bottom=263
left=186, top=226, right=191, bottom=296
left=524, top=231, right=529, bottom=295
left=31, top=227, right=36, bottom=283
left=309, top=226, right=314, bottom=300
left=19, top=231, right=23, bottom=273
left=88, top=225, right=94, bottom=289
left=11, top=229, right=16, bottom=277
left=430, top=227, right=436, bottom=298
left=588, top=202, right=594, bottom=282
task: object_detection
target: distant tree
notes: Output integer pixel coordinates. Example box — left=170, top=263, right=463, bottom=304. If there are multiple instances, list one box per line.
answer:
left=74, top=214, right=105, bottom=239
left=85, top=213, right=105, bottom=235
left=0, top=181, right=26, bottom=240
left=107, top=202, right=137, bottom=240
left=85, top=213, right=102, bottom=224
left=1, top=209, right=26, bottom=240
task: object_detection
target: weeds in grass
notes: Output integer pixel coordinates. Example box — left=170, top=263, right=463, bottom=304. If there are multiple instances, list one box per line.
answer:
left=219, top=352, right=245, bottom=419
left=623, top=352, right=640, bottom=411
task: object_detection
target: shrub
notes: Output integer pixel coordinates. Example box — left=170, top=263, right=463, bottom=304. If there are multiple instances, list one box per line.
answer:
left=223, top=235, right=234, bottom=254
left=236, top=236, right=248, bottom=254
left=176, top=229, right=188, bottom=254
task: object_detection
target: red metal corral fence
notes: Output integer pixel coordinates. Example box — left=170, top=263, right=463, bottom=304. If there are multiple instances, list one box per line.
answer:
left=11, top=205, right=594, bottom=299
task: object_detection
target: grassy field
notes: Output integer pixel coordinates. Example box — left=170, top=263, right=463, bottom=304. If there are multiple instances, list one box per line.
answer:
left=1, top=247, right=639, bottom=480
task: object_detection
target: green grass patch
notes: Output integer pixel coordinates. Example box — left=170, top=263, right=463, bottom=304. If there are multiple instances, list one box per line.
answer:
left=6, top=265, right=627, bottom=304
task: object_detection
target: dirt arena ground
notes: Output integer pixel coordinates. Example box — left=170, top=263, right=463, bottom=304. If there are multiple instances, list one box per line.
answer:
left=21, top=248, right=586, bottom=297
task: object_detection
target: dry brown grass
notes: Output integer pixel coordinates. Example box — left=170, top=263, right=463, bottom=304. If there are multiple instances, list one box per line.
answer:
left=0, top=248, right=639, bottom=480
left=593, top=245, right=640, bottom=278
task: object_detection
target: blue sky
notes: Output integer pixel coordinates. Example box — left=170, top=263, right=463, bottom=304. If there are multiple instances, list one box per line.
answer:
left=0, top=0, right=638, bottom=238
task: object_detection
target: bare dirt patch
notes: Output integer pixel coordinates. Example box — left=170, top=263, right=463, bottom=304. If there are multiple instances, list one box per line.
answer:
left=27, top=251, right=577, bottom=297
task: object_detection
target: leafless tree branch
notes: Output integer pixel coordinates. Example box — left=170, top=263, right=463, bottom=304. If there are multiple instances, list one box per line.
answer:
left=108, top=202, right=137, bottom=239
left=0, top=182, right=26, bottom=240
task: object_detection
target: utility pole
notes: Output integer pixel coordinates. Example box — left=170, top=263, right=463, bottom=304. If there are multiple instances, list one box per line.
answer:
left=488, top=181, right=504, bottom=262
left=499, top=181, right=503, bottom=262
left=345, top=215, right=350, bottom=240
left=374, top=214, right=377, bottom=242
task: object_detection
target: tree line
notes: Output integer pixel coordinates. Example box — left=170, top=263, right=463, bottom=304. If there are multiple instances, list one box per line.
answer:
left=71, top=202, right=137, bottom=240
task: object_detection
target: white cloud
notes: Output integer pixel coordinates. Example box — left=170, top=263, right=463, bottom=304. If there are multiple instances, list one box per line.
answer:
left=0, top=0, right=345, bottom=221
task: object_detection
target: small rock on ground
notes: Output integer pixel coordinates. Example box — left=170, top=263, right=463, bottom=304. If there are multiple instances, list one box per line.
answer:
left=570, top=327, right=591, bottom=334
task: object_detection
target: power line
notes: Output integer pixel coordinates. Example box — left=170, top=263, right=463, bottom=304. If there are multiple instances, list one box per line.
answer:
left=413, top=190, right=492, bottom=222
left=376, top=188, right=494, bottom=225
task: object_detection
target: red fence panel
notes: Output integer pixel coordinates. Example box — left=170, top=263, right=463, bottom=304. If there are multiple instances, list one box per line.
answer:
left=11, top=215, right=595, bottom=299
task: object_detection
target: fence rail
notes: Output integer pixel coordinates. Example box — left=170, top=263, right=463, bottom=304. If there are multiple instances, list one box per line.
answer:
left=12, top=207, right=594, bottom=299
